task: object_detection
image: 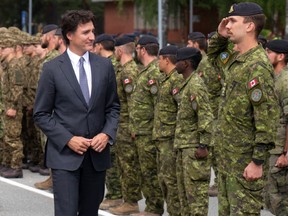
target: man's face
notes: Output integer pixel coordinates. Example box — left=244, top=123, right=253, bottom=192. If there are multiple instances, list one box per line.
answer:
left=41, top=34, right=48, bottom=48
left=158, top=55, right=166, bottom=72
left=1, top=47, right=14, bottom=59
left=136, top=45, right=143, bottom=62
left=23, top=44, right=34, bottom=55
left=114, top=46, right=121, bottom=61
left=175, top=60, right=186, bottom=74
left=225, top=16, right=248, bottom=43
left=67, top=21, right=95, bottom=55
left=266, top=48, right=280, bottom=68
left=34, top=44, right=45, bottom=56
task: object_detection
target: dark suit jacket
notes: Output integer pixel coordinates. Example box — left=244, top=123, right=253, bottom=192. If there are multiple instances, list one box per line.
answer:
left=33, top=51, right=120, bottom=171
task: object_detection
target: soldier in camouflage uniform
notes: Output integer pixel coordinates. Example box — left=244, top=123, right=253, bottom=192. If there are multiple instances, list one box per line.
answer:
left=174, top=47, right=213, bottom=216
left=0, top=32, right=24, bottom=178
left=129, top=36, right=164, bottom=216
left=93, top=34, right=123, bottom=210
left=109, top=36, right=142, bottom=215
left=152, top=45, right=182, bottom=216
left=34, top=24, right=60, bottom=190
left=264, top=40, right=288, bottom=216
left=187, top=31, right=223, bottom=197
left=208, top=2, right=280, bottom=215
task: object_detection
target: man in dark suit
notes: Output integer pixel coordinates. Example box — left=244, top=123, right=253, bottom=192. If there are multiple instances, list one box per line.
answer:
left=33, top=10, right=120, bottom=216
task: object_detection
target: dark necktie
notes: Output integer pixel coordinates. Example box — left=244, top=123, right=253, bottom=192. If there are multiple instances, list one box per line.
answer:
left=79, top=57, right=90, bottom=105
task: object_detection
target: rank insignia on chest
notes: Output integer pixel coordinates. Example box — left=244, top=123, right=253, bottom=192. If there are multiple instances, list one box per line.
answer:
left=220, top=52, right=229, bottom=64
left=250, top=88, right=262, bottom=102
left=190, top=95, right=198, bottom=111
left=248, top=78, right=259, bottom=89
left=172, top=88, right=179, bottom=95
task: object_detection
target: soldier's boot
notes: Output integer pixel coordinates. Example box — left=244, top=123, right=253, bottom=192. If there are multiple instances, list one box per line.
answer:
left=39, top=167, right=50, bottom=176
left=1, top=168, right=23, bottom=178
left=99, top=199, right=123, bottom=210
left=109, top=202, right=139, bottom=215
left=130, top=212, right=160, bottom=216
left=0, top=165, right=9, bottom=174
left=28, top=164, right=40, bottom=173
left=34, top=175, right=53, bottom=190
left=208, top=184, right=218, bottom=197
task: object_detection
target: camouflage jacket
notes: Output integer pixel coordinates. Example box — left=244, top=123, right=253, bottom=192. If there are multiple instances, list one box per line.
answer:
left=1, top=57, right=24, bottom=110
left=197, top=53, right=223, bottom=118
left=270, top=66, right=288, bottom=154
left=19, top=55, right=31, bottom=107
left=152, top=68, right=183, bottom=141
left=130, top=59, right=162, bottom=135
left=174, top=72, right=214, bottom=149
left=208, top=33, right=280, bottom=165
left=109, top=54, right=120, bottom=74
left=116, top=59, right=139, bottom=141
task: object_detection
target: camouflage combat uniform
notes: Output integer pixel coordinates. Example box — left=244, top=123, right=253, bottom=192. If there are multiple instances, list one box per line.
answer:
left=130, top=59, right=164, bottom=214
left=197, top=52, right=223, bottom=185
left=174, top=72, right=214, bottom=216
left=264, top=66, right=288, bottom=216
left=152, top=68, right=182, bottom=216
left=2, top=57, right=24, bottom=169
left=208, top=33, right=280, bottom=215
left=0, top=61, right=5, bottom=166
left=115, top=59, right=142, bottom=203
left=104, top=54, right=122, bottom=200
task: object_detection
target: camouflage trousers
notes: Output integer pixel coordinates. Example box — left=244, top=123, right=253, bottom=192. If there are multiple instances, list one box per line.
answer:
left=116, top=138, right=142, bottom=203
left=134, top=135, right=164, bottom=214
left=156, top=139, right=180, bottom=216
left=176, top=147, right=210, bottom=216
left=105, top=144, right=122, bottom=200
left=21, top=107, right=42, bottom=165
left=218, top=171, right=265, bottom=216
left=2, top=111, right=24, bottom=169
left=264, top=154, right=288, bottom=216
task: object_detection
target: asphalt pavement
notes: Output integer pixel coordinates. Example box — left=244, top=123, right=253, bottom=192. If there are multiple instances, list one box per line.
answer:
left=0, top=169, right=274, bottom=216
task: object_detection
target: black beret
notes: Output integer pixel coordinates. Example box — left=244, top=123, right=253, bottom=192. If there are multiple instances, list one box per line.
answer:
left=228, top=2, right=263, bottom=17
left=95, top=34, right=115, bottom=43
left=159, top=45, right=178, bottom=56
left=55, top=28, right=62, bottom=36
left=115, top=36, right=135, bottom=46
left=124, top=33, right=136, bottom=40
left=188, top=32, right=206, bottom=41
left=176, top=47, right=202, bottom=62
left=266, top=40, right=288, bottom=54
left=207, top=31, right=216, bottom=40
left=42, top=24, right=58, bottom=34
left=137, top=35, right=158, bottom=46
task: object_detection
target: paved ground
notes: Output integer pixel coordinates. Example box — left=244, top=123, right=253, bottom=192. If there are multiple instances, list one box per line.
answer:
left=0, top=169, right=274, bottom=216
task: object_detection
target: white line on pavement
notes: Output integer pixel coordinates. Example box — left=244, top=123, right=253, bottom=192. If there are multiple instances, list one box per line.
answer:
left=0, top=176, right=116, bottom=216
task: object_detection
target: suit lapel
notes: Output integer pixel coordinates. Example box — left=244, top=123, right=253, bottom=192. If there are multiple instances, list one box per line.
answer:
left=59, top=52, right=89, bottom=109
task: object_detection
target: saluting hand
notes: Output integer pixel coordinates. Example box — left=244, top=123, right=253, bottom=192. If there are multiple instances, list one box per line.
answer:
left=218, top=18, right=230, bottom=38
left=67, top=136, right=91, bottom=155
left=91, top=133, right=109, bottom=152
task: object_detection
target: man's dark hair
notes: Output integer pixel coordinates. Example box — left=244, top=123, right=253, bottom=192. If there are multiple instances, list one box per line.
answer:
left=191, top=38, right=207, bottom=52
left=143, top=43, right=159, bottom=56
left=163, top=55, right=177, bottom=65
left=61, top=10, right=95, bottom=45
left=243, top=14, right=266, bottom=38
left=100, top=40, right=115, bottom=52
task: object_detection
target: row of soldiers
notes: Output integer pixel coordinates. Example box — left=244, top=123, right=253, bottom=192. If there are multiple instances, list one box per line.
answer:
left=0, top=2, right=288, bottom=216
left=92, top=3, right=288, bottom=216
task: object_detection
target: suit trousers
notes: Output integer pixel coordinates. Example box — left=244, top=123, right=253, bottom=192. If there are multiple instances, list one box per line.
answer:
left=52, top=149, right=106, bottom=216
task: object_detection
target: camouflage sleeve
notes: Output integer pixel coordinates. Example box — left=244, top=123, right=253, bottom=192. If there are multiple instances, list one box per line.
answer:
left=191, top=80, right=214, bottom=146
left=281, top=73, right=288, bottom=122
left=247, top=63, right=280, bottom=161
left=8, top=63, right=24, bottom=109
left=207, top=32, right=230, bottom=69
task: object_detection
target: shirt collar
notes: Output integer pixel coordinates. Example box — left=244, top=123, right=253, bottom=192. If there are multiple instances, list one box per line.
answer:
left=67, top=48, right=89, bottom=65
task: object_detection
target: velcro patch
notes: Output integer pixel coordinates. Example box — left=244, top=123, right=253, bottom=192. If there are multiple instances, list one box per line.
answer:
left=250, top=88, right=262, bottom=103
left=220, top=52, right=229, bottom=64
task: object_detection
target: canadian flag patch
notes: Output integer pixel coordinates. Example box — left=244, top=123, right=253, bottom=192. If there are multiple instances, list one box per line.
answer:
left=248, top=78, right=259, bottom=89
left=123, top=78, right=132, bottom=84
left=172, top=88, right=179, bottom=95
left=148, top=79, right=156, bottom=86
